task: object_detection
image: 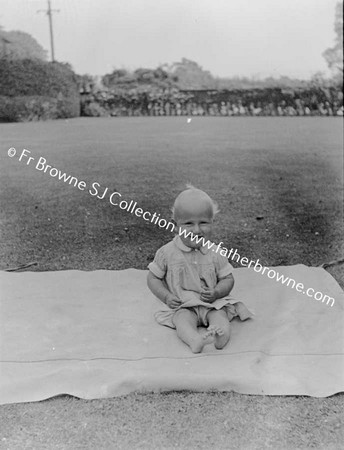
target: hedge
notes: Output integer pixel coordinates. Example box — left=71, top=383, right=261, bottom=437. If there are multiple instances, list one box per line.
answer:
left=0, top=95, right=80, bottom=122
left=0, top=59, right=80, bottom=121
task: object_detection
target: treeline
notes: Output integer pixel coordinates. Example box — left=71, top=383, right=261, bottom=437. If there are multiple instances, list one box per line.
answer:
left=79, top=63, right=343, bottom=118
left=1, top=2, right=342, bottom=121
left=0, top=55, right=342, bottom=121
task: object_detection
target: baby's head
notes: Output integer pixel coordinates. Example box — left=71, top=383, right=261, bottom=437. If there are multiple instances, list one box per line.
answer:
left=172, top=185, right=219, bottom=249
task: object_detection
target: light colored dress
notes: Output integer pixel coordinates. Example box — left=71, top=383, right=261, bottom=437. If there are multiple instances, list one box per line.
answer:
left=148, top=236, right=253, bottom=328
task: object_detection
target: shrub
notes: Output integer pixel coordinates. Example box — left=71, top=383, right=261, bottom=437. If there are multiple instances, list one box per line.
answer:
left=0, top=96, right=57, bottom=122
left=81, top=101, right=108, bottom=117
left=0, top=59, right=80, bottom=121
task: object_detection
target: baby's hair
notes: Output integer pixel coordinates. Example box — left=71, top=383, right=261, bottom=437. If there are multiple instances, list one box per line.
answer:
left=171, top=183, right=220, bottom=220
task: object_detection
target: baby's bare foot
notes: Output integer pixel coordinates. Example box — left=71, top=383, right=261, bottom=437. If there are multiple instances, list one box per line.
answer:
left=204, top=325, right=224, bottom=338
left=189, top=336, right=208, bottom=353
left=206, top=325, right=230, bottom=349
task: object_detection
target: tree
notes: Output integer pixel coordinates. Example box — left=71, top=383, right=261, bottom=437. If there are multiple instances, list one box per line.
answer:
left=322, top=1, right=343, bottom=77
left=0, top=29, right=47, bottom=60
left=169, top=58, right=217, bottom=89
left=102, top=69, right=136, bottom=89
left=102, top=66, right=178, bottom=90
left=77, top=74, right=97, bottom=93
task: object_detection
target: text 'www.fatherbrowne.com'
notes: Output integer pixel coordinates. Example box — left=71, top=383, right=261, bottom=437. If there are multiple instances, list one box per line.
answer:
left=178, top=228, right=335, bottom=307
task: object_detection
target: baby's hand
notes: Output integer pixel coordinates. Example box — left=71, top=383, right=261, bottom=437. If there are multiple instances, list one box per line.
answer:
left=165, top=293, right=182, bottom=309
left=200, top=287, right=218, bottom=303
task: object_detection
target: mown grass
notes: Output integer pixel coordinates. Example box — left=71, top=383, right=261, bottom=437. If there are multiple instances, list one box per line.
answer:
left=0, top=117, right=342, bottom=275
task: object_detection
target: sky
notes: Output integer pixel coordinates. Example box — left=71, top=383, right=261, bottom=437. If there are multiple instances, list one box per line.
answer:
left=0, top=0, right=339, bottom=79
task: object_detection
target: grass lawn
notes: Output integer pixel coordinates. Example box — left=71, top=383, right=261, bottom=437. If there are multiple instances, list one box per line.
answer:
left=0, top=116, right=343, bottom=449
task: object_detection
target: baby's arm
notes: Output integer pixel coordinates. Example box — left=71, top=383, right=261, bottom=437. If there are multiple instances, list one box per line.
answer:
left=200, top=274, right=234, bottom=303
left=147, top=271, right=182, bottom=308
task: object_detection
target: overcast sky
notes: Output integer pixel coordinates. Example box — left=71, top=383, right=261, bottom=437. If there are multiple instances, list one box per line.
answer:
left=0, top=0, right=338, bottom=78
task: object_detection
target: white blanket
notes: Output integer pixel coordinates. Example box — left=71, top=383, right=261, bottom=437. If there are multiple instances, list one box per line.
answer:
left=0, top=265, right=343, bottom=404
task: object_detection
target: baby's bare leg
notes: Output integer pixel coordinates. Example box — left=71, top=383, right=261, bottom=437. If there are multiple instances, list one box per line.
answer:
left=173, top=309, right=208, bottom=353
left=206, top=309, right=231, bottom=349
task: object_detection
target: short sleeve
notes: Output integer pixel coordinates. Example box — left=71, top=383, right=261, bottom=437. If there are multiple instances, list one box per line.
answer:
left=214, top=253, right=233, bottom=279
left=147, top=247, right=167, bottom=279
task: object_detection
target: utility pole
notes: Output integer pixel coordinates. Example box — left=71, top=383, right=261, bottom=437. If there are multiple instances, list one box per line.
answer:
left=38, top=0, right=59, bottom=62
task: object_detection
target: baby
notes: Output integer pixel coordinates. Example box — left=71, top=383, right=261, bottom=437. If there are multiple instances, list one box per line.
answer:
left=147, top=185, right=252, bottom=353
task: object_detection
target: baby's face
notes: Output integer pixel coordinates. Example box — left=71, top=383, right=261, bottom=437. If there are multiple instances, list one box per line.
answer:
left=176, top=202, right=214, bottom=249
